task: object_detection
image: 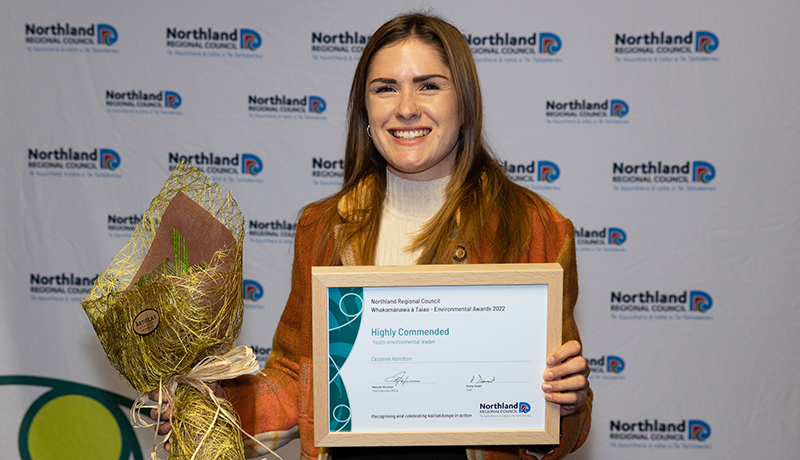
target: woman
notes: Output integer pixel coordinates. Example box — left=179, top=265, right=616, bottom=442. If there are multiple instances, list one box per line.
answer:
left=159, top=12, right=591, bottom=460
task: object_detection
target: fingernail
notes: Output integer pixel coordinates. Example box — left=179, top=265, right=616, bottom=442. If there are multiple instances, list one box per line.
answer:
left=542, top=384, right=552, bottom=391
left=544, top=394, right=553, bottom=401
left=543, top=371, right=553, bottom=380
left=547, top=356, right=556, bottom=365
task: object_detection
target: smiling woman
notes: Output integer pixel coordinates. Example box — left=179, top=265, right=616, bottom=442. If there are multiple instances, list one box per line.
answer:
left=208, top=12, right=592, bottom=460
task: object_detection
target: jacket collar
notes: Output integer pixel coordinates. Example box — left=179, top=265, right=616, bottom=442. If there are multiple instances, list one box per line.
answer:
left=334, top=175, right=375, bottom=266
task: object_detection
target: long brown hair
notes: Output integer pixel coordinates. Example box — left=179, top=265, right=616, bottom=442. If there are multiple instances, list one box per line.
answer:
left=311, top=13, right=554, bottom=265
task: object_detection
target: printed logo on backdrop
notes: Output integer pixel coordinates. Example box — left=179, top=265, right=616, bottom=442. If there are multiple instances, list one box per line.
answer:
left=168, top=152, right=264, bottom=184
left=105, top=89, right=183, bottom=115
left=250, top=344, right=272, bottom=364
left=614, top=30, right=719, bottom=62
left=249, top=218, right=296, bottom=244
left=588, top=355, right=626, bottom=381
left=610, top=290, right=714, bottom=321
left=243, top=279, right=265, bottom=309
left=0, top=376, right=142, bottom=460
left=311, top=157, right=344, bottom=187
left=546, top=99, right=629, bottom=125
left=108, top=213, right=142, bottom=238
left=29, top=272, right=99, bottom=303
left=25, top=22, right=119, bottom=54
left=503, top=160, right=561, bottom=192
left=166, top=26, right=263, bottom=58
left=311, top=30, right=372, bottom=60
left=27, top=147, right=122, bottom=179
left=464, top=31, right=562, bottom=63
left=609, top=418, right=712, bottom=450
left=574, top=226, right=627, bottom=252
left=248, top=94, right=327, bottom=120
left=612, top=161, right=716, bottom=192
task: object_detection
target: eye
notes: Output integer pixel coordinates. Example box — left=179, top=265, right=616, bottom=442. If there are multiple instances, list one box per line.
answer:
left=421, top=82, right=441, bottom=91
left=374, top=85, right=395, bottom=93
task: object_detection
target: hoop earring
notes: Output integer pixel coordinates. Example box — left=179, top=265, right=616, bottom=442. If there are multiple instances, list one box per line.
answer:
left=367, top=125, right=372, bottom=138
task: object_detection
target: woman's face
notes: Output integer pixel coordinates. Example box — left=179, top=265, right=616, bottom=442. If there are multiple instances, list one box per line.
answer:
left=366, top=38, right=460, bottom=181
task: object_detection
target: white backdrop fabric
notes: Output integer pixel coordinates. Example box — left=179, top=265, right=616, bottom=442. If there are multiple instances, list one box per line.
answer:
left=1, top=1, right=799, bottom=459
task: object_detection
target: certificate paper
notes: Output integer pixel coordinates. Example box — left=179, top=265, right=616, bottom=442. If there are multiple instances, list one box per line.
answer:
left=312, top=264, right=562, bottom=447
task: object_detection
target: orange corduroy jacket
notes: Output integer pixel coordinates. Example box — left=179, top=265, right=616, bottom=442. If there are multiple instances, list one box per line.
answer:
left=225, top=182, right=592, bottom=460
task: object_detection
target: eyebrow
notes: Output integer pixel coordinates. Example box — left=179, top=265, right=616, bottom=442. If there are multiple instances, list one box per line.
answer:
left=368, top=74, right=448, bottom=85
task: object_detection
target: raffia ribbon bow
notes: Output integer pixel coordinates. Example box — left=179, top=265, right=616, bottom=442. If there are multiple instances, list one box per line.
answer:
left=132, top=345, right=282, bottom=460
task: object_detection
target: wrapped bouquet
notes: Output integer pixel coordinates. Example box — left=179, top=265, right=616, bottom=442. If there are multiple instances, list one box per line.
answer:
left=82, top=163, right=256, bottom=459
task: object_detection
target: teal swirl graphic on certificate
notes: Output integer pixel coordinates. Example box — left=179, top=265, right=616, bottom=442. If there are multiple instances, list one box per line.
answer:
left=327, top=287, right=363, bottom=432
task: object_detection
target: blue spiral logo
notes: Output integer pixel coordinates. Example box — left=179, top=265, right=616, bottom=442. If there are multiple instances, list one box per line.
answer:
left=241, top=153, right=263, bottom=176
left=692, top=161, right=715, bottom=183
left=240, top=29, right=262, bottom=51
left=165, top=91, right=182, bottom=109
left=689, top=291, right=713, bottom=313
left=243, top=279, right=263, bottom=301
left=309, top=96, right=327, bottom=114
left=97, top=24, right=118, bottom=46
left=539, top=33, right=561, bottom=55
left=610, top=100, right=629, bottom=118
left=100, top=149, right=120, bottom=170
left=695, top=32, right=718, bottom=54
left=688, top=419, right=711, bottom=441
left=608, top=227, right=627, bottom=246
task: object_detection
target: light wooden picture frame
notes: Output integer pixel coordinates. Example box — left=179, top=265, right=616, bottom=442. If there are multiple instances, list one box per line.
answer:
left=312, top=263, right=563, bottom=447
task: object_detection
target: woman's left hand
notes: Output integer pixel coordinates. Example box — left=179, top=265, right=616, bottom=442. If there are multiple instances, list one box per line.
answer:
left=542, top=340, right=590, bottom=416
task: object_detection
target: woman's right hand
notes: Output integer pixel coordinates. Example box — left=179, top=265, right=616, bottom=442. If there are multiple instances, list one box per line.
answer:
left=149, top=381, right=227, bottom=451
left=148, top=388, right=173, bottom=450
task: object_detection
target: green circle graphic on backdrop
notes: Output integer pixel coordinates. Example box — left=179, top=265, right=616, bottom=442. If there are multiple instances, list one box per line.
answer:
left=28, top=394, right=122, bottom=460
left=0, top=375, right=142, bottom=460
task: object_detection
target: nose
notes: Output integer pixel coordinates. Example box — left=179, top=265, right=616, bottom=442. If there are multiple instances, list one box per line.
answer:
left=396, top=92, right=420, bottom=120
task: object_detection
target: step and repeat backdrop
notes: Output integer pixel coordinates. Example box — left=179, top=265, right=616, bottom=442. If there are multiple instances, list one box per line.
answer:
left=2, top=1, right=799, bottom=459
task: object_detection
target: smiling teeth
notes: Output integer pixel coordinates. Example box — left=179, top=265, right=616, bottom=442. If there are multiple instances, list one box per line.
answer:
left=392, top=129, right=431, bottom=139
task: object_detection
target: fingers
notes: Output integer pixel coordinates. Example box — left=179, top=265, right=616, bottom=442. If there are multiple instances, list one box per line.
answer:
left=148, top=404, right=173, bottom=435
left=147, top=389, right=173, bottom=436
left=145, top=381, right=224, bottom=448
left=157, top=420, right=173, bottom=436
left=545, top=387, right=587, bottom=407
left=543, top=374, right=589, bottom=417
left=549, top=387, right=589, bottom=416
left=208, top=381, right=228, bottom=400
left=542, top=373, right=588, bottom=396
left=148, top=388, right=169, bottom=404
left=559, top=401, right=586, bottom=417
left=544, top=340, right=588, bottom=380
left=544, top=355, right=588, bottom=381
left=546, top=339, right=582, bottom=366
left=542, top=340, right=590, bottom=416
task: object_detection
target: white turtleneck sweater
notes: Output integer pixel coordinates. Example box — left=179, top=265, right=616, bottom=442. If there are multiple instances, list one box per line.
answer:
left=374, top=171, right=449, bottom=266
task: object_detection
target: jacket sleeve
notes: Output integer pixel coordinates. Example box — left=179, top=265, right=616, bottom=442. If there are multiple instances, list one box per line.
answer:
left=482, top=216, right=592, bottom=460
left=535, top=219, right=592, bottom=460
left=223, top=205, right=326, bottom=459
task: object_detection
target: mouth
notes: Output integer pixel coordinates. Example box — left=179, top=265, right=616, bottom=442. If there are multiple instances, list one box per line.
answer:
left=390, top=128, right=431, bottom=140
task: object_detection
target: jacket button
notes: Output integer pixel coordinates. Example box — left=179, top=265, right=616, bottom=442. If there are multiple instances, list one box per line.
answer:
left=453, top=245, right=467, bottom=262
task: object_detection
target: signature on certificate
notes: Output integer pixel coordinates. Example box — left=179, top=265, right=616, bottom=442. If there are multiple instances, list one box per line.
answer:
left=469, top=374, right=496, bottom=384
left=385, top=371, right=420, bottom=386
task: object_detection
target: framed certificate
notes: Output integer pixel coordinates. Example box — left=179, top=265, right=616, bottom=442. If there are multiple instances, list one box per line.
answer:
left=312, top=263, right=563, bottom=447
